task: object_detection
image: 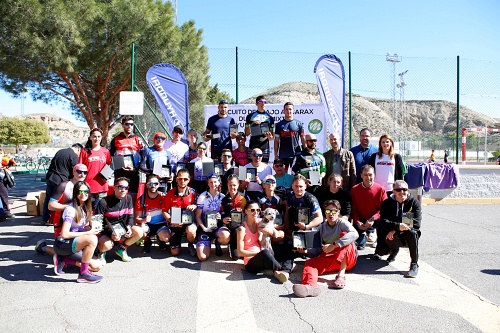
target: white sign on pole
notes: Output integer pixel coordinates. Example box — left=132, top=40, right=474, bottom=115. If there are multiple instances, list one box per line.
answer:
left=119, top=91, right=144, bottom=115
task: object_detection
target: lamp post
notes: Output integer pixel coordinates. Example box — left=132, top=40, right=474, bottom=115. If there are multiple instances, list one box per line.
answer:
left=386, top=52, right=401, bottom=140
left=397, top=70, right=408, bottom=157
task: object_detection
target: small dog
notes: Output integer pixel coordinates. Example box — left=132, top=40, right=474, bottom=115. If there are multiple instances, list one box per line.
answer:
left=259, top=208, right=277, bottom=255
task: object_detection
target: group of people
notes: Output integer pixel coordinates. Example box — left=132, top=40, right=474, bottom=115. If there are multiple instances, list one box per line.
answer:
left=34, top=99, right=421, bottom=298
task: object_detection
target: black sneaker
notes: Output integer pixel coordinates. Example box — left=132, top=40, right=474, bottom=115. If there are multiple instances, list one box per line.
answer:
left=158, top=240, right=167, bottom=250
left=143, top=238, right=152, bottom=253
left=5, top=212, right=14, bottom=218
left=357, top=244, right=365, bottom=250
left=188, top=242, right=196, bottom=257
left=215, top=241, right=222, bottom=257
left=406, top=263, right=419, bottom=278
left=35, top=240, right=47, bottom=254
left=387, top=249, right=399, bottom=262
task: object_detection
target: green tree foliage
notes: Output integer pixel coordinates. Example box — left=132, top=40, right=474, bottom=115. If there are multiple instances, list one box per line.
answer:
left=0, top=117, right=50, bottom=152
left=0, top=0, right=210, bottom=141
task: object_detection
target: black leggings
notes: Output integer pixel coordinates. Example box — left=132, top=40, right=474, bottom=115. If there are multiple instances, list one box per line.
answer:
left=244, top=249, right=282, bottom=274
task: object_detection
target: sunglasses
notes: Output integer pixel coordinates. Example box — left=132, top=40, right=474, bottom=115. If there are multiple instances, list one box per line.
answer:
left=76, top=170, right=88, bottom=175
left=116, top=185, right=129, bottom=190
left=198, top=147, right=206, bottom=150
left=155, top=136, right=166, bottom=141
left=124, top=122, right=134, bottom=126
left=222, top=154, right=232, bottom=158
left=307, top=139, right=317, bottom=142
left=325, top=209, right=339, bottom=215
left=253, top=153, right=263, bottom=157
left=263, top=180, right=276, bottom=185
left=249, top=208, right=261, bottom=213
left=257, top=100, right=267, bottom=105
left=177, top=177, right=189, bottom=181
left=147, top=182, right=159, bottom=186
left=393, top=188, right=409, bottom=192
left=274, top=164, right=284, bottom=168
left=78, top=189, right=89, bottom=195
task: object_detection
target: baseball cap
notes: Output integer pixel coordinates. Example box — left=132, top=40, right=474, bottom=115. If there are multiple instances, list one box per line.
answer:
left=207, top=172, right=220, bottom=180
left=273, top=158, right=284, bottom=165
left=236, top=132, right=245, bottom=139
left=173, top=125, right=184, bottom=134
left=218, top=99, right=228, bottom=105
left=263, top=175, right=276, bottom=182
left=154, top=132, right=166, bottom=140
left=73, top=163, right=88, bottom=172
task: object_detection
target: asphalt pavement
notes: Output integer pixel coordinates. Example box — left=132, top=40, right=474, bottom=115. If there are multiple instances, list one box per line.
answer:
left=0, top=173, right=499, bottom=333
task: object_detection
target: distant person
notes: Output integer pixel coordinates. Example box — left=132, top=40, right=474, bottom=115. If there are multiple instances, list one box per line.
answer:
left=183, top=129, right=199, bottom=162
left=428, top=149, right=435, bottom=162
left=232, top=132, right=250, bottom=166
left=245, top=95, right=274, bottom=163
left=497, top=156, right=500, bottom=165
left=0, top=148, right=16, bottom=219
left=42, top=143, right=83, bottom=224
left=444, top=150, right=449, bottom=163
left=323, top=132, right=356, bottom=192
left=350, top=128, right=378, bottom=184
left=203, top=99, right=237, bottom=161
left=274, top=102, right=305, bottom=170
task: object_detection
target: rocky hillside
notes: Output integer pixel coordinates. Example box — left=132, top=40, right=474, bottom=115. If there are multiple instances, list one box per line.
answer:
left=20, top=113, right=89, bottom=146
left=241, top=82, right=500, bottom=139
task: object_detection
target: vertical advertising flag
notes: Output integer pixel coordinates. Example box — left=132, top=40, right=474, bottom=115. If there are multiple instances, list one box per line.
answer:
left=146, top=63, right=189, bottom=133
left=314, top=55, right=345, bottom=145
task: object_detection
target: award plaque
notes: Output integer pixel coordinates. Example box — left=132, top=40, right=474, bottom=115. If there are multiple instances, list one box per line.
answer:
left=161, top=165, right=172, bottom=178
left=170, top=207, right=182, bottom=225
left=308, top=170, right=321, bottom=186
left=230, top=211, right=243, bottom=228
left=293, top=230, right=321, bottom=249
left=230, top=124, right=239, bottom=136
left=181, top=210, right=194, bottom=225
left=139, top=171, right=146, bottom=183
left=106, top=220, right=126, bottom=238
left=205, top=211, right=219, bottom=229
left=246, top=167, right=257, bottom=182
left=123, top=155, right=134, bottom=168
left=202, top=162, right=215, bottom=176
left=293, top=232, right=306, bottom=249
left=250, top=124, right=262, bottom=137
left=91, top=214, right=103, bottom=232
left=402, top=212, right=414, bottom=228
left=297, top=207, right=310, bottom=225
left=238, top=166, right=247, bottom=181
left=260, top=122, right=269, bottom=134
left=176, top=162, right=187, bottom=172
left=214, top=163, right=224, bottom=176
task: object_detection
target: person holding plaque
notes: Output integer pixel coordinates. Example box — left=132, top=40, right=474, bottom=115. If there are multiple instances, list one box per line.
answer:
left=109, top=116, right=144, bottom=202
left=293, top=199, right=358, bottom=297
left=376, top=180, right=421, bottom=278
left=135, top=174, right=170, bottom=253
left=242, top=148, right=273, bottom=201
left=95, top=177, right=144, bottom=263
left=139, top=132, right=173, bottom=192
left=162, top=169, right=198, bottom=257
left=190, top=142, right=214, bottom=194
left=220, top=174, right=247, bottom=259
left=194, top=173, right=226, bottom=260
left=53, top=181, right=103, bottom=283
left=291, top=133, right=326, bottom=193
left=236, top=201, right=287, bottom=283
left=78, top=128, right=111, bottom=208
left=203, top=99, right=237, bottom=161
left=245, top=95, right=275, bottom=163
left=274, top=102, right=306, bottom=170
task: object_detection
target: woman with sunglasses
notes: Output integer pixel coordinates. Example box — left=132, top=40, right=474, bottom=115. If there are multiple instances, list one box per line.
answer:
left=194, top=173, right=226, bottom=261
left=293, top=199, right=358, bottom=297
left=53, top=181, right=103, bottom=283
left=220, top=174, right=247, bottom=258
left=190, top=142, right=213, bottom=194
left=78, top=128, right=111, bottom=208
left=237, top=201, right=287, bottom=283
left=369, top=134, right=404, bottom=194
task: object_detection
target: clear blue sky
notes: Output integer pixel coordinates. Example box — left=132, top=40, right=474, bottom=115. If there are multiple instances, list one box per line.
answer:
left=3, top=0, right=499, bottom=125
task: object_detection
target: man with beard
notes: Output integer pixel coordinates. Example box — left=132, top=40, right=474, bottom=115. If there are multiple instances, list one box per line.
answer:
left=350, top=128, right=378, bottom=184
left=203, top=99, right=237, bottom=161
left=274, top=102, right=305, bottom=170
left=291, top=133, right=326, bottom=193
left=245, top=95, right=274, bottom=163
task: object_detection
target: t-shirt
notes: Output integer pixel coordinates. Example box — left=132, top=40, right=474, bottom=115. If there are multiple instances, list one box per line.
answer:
left=163, top=187, right=198, bottom=211
left=220, top=193, right=247, bottom=218
left=196, top=191, right=225, bottom=222
left=292, top=150, right=326, bottom=176
left=245, top=111, right=274, bottom=150
left=95, top=194, right=134, bottom=233
left=206, top=114, right=235, bottom=151
left=275, top=173, right=294, bottom=189
left=164, top=140, right=189, bottom=170
left=243, top=221, right=261, bottom=265
left=49, top=180, right=75, bottom=237
left=62, top=204, right=88, bottom=234
left=78, top=147, right=111, bottom=194
left=46, top=148, right=78, bottom=185
left=286, top=192, right=321, bottom=231
left=244, top=162, right=273, bottom=192
left=374, top=154, right=396, bottom=191
left=274, top=119, right=304, bottom=158
left=233, top=148, right=249, bottom=167
left=350, top=144, right=378, bottom=183
left=191, top=156, right=214, bottom=181
left=140, top=146, right=172, bottom=175
left=135, top=192, right=167, bottom=225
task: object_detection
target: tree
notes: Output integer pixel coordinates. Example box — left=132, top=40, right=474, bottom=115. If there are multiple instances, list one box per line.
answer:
left=0, top=117, right=50, bottom=152
left=0, top=0, right=210, bottom=142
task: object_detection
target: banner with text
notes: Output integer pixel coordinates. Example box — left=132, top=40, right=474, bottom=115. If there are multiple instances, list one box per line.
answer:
left=146, top=63, right=189, bottom=133
left=314, top=54, right=345, bottom=145
left=204, top=104, right=326, bottom=162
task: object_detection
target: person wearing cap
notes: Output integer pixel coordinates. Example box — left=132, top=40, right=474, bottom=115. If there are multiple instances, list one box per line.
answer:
left=109, top=116, right=144, bottom=201
left=274, top=102, right=306, bottom=170
left=183, top=129, right=199, bottom=162
left=242, top=148, right=273, bottom=201
left=273, top=158, right=293, bottom=190
left=164, top=125, right=189, bottom=174
left=139, top=132, right=173, bottom=192
left=291, top=133, right=326, bottom=193
left=203, top=99, right=237, bottom=161
left=190, top=142, right=214, bottom=194
left=35, top=163, right=103, bottom=273
left=254, top=175, right=284, bottom=214
left=42, top=143, right=83, bottom=224
left=323, top=132, right=357, bottom=192
left=232, top=131, right=250, bottom=167
left=194, top=172, right=227, bottom=260
left=245, top=95, right=275, bottom=163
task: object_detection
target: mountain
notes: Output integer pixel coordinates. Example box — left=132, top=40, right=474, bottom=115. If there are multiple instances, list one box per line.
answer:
left=20, top=113, right=89, bottom=146
left=241, top=82, right=500, bottom=139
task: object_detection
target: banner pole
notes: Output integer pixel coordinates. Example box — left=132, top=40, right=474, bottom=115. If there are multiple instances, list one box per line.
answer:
left=456, top=55, right=460, bottom=164
left=236, top=46, right=239, bottom=103
left=348, top=51, right=352, bottom=148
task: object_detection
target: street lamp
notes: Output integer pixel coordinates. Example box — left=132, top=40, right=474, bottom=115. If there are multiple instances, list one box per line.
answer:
left=386, top=52, right=401, bottom=140
left=397, top=70, right=408, bottom=157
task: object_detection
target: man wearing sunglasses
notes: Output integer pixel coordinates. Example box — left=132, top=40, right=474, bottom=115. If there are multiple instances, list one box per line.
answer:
left=245, top=95, right=275, bottom=163
left=42, top=143, right=83, bottom=225
left=109, top=116, right=144, bottom=201
left=139, top=132, right=173, bottom=192
left=242, top=148, right=273, bottom=200
left=376, top=180, right=421, bottom=278
left=203, top=99, right=237, bottom=161
left=274, top=102, right=306, bottom=170
left=291, top=133, right=326, bottom=193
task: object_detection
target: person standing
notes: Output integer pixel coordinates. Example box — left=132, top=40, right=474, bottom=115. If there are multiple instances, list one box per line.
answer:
left=164, top=125, right=189, bottom=174
left=203, top=99, right=237, bottom=161
left=368, top=134, right=404, bottom=193
left=183, top=129, right=199, bottom=162
left=139, top=132, right=173, bottom=192
left=245, top=95, right=274, bottom=163
left=42, top=144, right=83, bottom=224
left=109, top=116, right=144, bottom=200
left=274, top=102, right=305, bottom=170
left=428, top=149, right=435, bottom=162
left=0, top=148, right=16, bottom=219
left=291, top=134, right=326, bottom=192
left=323, top=133, right=356, bottom=192
left=444, top=150, right=449, bottom=163
left=232, top=132, right=250, bottom=166
left=350, top=128, right=378, bottom=184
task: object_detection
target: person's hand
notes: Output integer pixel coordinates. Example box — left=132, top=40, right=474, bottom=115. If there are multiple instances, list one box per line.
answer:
left=386, top=230, right=396, bottom=241
left=322, top=243, right=335, bottom=253
left=122, top=166, right=134, bottom=171
left=295, top=247, right=307, bottom=254
left=222, top=217, right=231, bottom=225
left=111, top=234, right=121, bottom=242
left=165, top=176, right=173, bottom=183
left=294, top=222, right=307, bottom=231
left=124, top=226, right=132, bottom=238
left=399, top=223, right=410, bottom=231
left=146, top=213, right=151, bottom=223
left=264, top=132, right=273, bottom=140
left=274, top=224, right=284, bottom=231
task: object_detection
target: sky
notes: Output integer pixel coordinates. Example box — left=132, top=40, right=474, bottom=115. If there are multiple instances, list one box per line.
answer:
left=3, top=0, right=500, bottom=126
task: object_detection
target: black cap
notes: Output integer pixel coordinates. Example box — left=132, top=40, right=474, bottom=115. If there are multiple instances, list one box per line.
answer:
left=173, top=125, right=184, bottom=134
left=218, top=99, right=228, bottom=105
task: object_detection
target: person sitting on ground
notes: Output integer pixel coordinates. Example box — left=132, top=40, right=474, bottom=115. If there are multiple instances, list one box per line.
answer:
left=53, top=181, right=103, bottom=283
left=293, top=199, right=358, bottom=297
left=194, top=173, right=227, bottom=260
left=375, top=180, right=422, bottom=278
left=95, top=177, right=144, bottom=263
left=236, top=200, right=287, bottom=283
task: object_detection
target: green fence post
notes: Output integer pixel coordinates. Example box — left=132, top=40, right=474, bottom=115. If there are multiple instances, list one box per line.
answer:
left=348, top=51, right=352, bottom=148
left=456, top=55, right=460, bottom=164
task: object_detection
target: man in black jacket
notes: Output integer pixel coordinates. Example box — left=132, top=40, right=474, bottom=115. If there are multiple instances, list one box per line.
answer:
left=376, top=180, right=421, bottom=278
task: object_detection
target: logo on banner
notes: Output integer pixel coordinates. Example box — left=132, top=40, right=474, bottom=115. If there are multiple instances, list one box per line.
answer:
left=308, top=119, right=323, bottom=134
